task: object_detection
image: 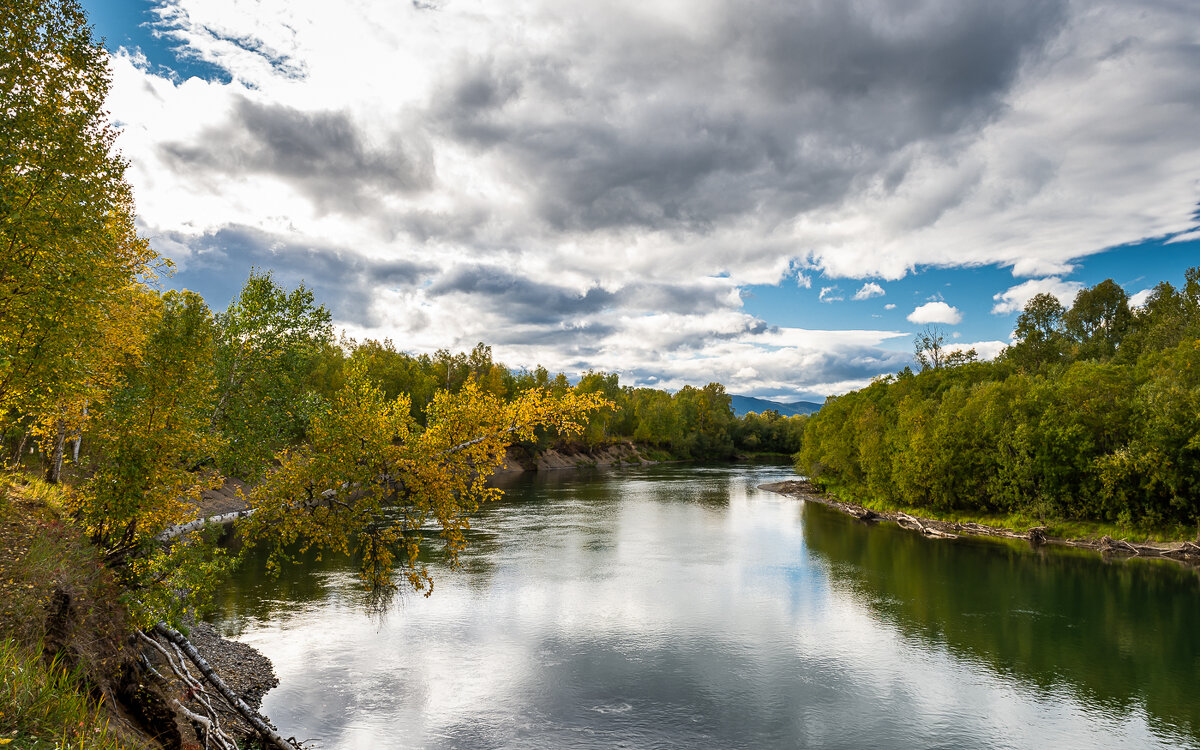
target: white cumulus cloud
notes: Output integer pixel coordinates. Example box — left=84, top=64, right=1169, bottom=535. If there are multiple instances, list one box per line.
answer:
left=852, top=282, right=885, bottom=300
left=819, top=286, right=844, bottom=303
left=991, top=277, right=1084, bottom=315
left=1128, top=288, right=1153, bottom=308
left=907, top=301, right=963, bottom=325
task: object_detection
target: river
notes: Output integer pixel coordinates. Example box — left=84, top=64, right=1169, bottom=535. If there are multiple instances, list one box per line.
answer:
left=204, top=462, right=1200, bottom=749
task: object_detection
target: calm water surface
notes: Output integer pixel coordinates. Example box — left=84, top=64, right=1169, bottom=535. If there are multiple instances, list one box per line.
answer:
left=205, top=463, right=1200, bottom=749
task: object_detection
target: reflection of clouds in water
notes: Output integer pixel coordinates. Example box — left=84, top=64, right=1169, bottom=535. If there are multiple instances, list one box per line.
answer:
left=219, top=465, right=1190, bottom=749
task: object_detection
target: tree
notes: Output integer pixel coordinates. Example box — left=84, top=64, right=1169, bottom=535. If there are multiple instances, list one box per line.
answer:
left=34, top=283, right=160, bottom=483
left=672, top=383, right=735, bottom=457
left=71, top=290, right=223, bottom=559
left=913, top=326, right=947, bottom=370
left=631, top=388, right=680, bottom=447
left=1117, top=276, right=1200, bottom=360
left=243, top=363, right=609, bottom=593
left=574, top=371, right=622, bottom=445
left=1008, top=293, right=1067, bottom=370
left=1064, top=279, right=1132, bottom=360
left=212, top=270, right=333, bottom=478
left=0, top=0, right=160, bottom=444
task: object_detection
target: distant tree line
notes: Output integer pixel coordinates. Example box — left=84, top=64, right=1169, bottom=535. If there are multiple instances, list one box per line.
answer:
left=796, top=272, right=1200, bottom=530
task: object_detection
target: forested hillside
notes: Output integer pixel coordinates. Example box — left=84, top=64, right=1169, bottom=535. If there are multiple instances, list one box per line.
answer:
left=796, top=275, right=1200, bottom=531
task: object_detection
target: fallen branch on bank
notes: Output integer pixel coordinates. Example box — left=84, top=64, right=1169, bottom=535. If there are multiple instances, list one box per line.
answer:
left=150, top=622, right=302, bottom=750
left=897, top=512, right=958, bottom=539
left=137, top=628, right=242, bottom=750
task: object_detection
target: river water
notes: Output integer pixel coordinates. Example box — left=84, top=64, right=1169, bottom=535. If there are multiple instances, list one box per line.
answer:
left=205, top=462, right=1200, bottom=749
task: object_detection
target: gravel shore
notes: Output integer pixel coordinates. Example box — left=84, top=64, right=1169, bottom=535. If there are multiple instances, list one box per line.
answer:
left=186, top=621, right=281, bottom=741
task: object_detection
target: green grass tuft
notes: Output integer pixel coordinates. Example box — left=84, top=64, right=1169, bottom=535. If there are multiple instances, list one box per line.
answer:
left=0, top=638, right=136, bottom=749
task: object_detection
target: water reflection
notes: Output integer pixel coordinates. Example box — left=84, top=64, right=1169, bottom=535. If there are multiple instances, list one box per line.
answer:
left=801, top=500, right=1200, bottom=742
left=206, top=463, right=1200, bottom=749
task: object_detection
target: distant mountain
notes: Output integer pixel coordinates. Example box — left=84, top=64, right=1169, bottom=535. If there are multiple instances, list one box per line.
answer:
left=730, top=395, right=823, bottom=418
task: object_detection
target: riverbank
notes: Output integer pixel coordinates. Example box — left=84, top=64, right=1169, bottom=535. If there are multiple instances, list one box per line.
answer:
left=493, top=440, right=668, bottom=473
left=760, top=479, right=1200, bottom=564
left=0, top=475, right=287, bottom=749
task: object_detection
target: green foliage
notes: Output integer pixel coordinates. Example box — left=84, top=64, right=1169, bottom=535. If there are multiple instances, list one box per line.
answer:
left=670, top=383, right=736, bottom=458
left=1064, top=279, right=1132, bottom=360
left=346, top=338, right=438, bottom=422
left=797, top=271, right=1200, bottom=532
left=72, top=290, right=222, bottom=557
left=212, top=270, right=333, bottom=478
left=573, top=371, right=624, bottom=445
left=1007, top=292, right=1068, bottom=370
left=630, top=388, right=680, bottom=446
left=127, top=527, right=237, bottom=628
left=732, top=409, right=806, bottom=454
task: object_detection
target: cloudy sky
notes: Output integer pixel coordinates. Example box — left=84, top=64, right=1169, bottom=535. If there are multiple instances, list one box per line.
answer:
left=85, top=0, right=1200, bottom=400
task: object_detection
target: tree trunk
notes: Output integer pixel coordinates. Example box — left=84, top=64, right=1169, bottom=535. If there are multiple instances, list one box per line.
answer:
left=72, top=406, right=86, bottom=464
left=45, top=421, right=65, bottom=484
left=9, top=432, right=28, bottom=469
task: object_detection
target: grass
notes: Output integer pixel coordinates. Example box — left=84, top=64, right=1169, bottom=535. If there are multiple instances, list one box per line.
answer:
left=0, top=638, right=131, bottom=750
left=638, top=446, right=678, bottom=462
left=0, top=474, right=151, bottom=750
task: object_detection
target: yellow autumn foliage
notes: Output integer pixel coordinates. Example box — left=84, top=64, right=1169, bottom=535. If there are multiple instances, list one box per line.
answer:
left=245, top=361, right=609, bottom=592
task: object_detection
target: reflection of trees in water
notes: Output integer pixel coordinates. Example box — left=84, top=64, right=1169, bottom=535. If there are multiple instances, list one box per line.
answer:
left=204, top=524, right=506, bottom=631
left=801, top=501, right=1200, bottom=740
left=206, top=462, right=761, bottom=631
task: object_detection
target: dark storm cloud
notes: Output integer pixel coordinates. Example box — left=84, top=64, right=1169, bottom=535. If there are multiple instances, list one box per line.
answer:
left=161, top=97, right=433, bottom=215
left=487, top=323, right=617, bottom=353
left=426, top=266, right=616, bottom=325
left=161, top=225, right=431, bottom=324
left=434, top=0, right=1067, bottom=234
left=737, top=1, right=1064, bottom=118
left=426, top=265, right=742, bottom=326
left=613, top=283, right=738, bottom=315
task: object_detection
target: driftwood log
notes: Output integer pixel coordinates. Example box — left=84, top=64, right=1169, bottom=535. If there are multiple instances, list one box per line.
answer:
left=896, top=512, right=959, bottom=539
left=152, top=623, right=302, bottom=750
